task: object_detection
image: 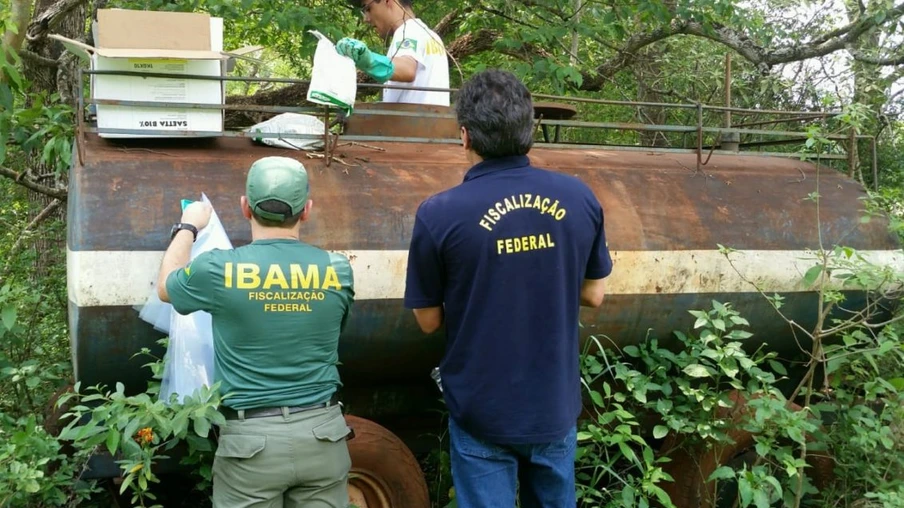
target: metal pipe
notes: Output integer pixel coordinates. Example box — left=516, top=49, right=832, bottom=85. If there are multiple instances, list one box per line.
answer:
left=848, top=128, right=857, bottom=178
left=82, top=125, right=851, bottom=161
left=85, top=70, right=461, bottom=93
left=706, top=126, right=850, bottom=140
left=733, top=114, right=839, bottom=128
left=91, top=98, right=326, bottom=115
left=539, top=119, right=697, bottom=132
left=77, top=68, right=86, bottom=166
left=872, top=136, right=879, bottom=191
left=85, top=127, right=328, bottom=140
left=724, top=53, right=732, bottom=129
left=84, top=99, right=854, bottom=143
left=696, top=103, right=703, bottom=171
left=702, top=105, right=842, bottom=116
left=532, top=93, right=699, bottom=110
left=82, top=69, right=847, bottom=121
left=84, top=126, right=464, bottom=145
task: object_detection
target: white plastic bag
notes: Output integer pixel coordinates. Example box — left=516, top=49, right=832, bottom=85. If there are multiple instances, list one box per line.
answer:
left=306, top=30, right=357, bottom=114
left=246, top=112, right=326, bottom=151
left=146, top=194, right=233, bottom=403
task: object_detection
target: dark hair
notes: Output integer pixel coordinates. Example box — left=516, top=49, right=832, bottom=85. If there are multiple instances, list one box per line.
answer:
left=454, top=69, right=534, bottom=159
left=252, top=199, right=302, bottom=228
left=345, top=0, right=412, bottom=9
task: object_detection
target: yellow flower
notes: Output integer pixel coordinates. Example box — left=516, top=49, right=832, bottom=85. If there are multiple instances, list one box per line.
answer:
left=134, top=427, right=154, bottom=445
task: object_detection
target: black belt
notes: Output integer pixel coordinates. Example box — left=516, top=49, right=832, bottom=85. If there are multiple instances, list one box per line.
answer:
left=221, top=394, right=340, bottom=421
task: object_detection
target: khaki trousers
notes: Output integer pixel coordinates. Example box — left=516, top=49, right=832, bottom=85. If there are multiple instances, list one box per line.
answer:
left=212, top=404, right=351, bottom=508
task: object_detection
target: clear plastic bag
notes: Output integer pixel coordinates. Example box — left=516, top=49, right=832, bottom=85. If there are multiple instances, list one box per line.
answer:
left=137, top=194, right=233, bottom=403
left=246, top=112, right=326, bottom=151
left=306, top=30, right=357, bottom=114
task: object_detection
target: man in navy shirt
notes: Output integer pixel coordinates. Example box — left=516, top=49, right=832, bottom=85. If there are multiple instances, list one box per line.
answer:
left=404, top=69, right=613, bottom=507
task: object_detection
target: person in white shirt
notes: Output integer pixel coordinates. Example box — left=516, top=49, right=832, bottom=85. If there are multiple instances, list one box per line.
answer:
left=337, top=0, right=450, bottom=107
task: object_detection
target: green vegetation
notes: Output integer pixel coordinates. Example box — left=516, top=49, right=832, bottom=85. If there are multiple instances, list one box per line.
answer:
left=2, top=0, right=904, bottom=506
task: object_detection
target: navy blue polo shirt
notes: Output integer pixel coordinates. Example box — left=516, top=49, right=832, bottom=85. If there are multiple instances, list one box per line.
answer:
left=404, top=154, right=613, bottom=444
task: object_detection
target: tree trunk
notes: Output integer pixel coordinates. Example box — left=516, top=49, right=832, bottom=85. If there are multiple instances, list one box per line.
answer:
left=20, top=0, right=87, bottom=277
left=845, top=0, right=885, bottom=184
left=1, top=0, right=33, bottom=67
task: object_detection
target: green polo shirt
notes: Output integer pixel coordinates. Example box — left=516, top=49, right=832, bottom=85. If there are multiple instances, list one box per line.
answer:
left=166, top=239, right=354, bottom=410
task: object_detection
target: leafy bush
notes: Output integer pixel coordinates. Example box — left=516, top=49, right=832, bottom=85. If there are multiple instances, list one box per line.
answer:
left=0, top=414, right=98, bottom=507
left=57, top=342, right=224, bottom=508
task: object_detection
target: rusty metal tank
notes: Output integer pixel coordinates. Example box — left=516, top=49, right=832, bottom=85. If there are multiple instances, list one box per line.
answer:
left=67, top=103, right=901, bottom=441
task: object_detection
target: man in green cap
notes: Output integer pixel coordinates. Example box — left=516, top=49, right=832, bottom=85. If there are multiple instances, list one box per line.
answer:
left=157, top=156, right=356, bottom=508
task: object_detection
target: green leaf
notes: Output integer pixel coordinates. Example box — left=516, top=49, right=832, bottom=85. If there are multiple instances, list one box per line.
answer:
left=707, top=465, right=735, bottom=481
left=192, top=416, right=211, bottom=437
left=683, top=364, right=710, bottom=378
left=589, top=390, right=605, bottom=407
left=739, top=477, right=754, bottom=506
left=106, top=429, right=121, bottom=455
left=767, top=360, right=788, bottom=376
left=119, top=472, right=135, bottom=494
left=730, top=315, right=750, bottom=326
left=754, top=489, right=770, bottom=508
left=1, top=306, right=17, bottom=330
left=803, top=265, right=824, bottom=287
left=653, top=425, right=668, bottom=439
left=0, top=83, right=12, bottom=112
left=712, top=319, right=726, bottom=332
left=786, top=426, right=805, bottom=444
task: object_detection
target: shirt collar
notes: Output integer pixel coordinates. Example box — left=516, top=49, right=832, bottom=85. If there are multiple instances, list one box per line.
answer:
left=463, top=155, right=531, bottom=182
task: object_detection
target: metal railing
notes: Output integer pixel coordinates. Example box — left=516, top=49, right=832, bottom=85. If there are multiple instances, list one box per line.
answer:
left=75, top=69, right=878, bottom=189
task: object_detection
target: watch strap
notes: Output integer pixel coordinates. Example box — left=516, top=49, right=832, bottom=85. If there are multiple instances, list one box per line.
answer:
left=171, top=223, right=199, bottom=242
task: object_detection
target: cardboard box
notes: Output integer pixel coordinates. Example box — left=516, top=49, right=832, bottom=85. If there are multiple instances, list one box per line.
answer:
left=51, top=9, right=234, bottom=139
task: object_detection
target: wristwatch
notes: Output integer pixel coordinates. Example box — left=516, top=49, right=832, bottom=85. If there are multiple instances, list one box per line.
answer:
left=170, top=223, right=198, bottom=242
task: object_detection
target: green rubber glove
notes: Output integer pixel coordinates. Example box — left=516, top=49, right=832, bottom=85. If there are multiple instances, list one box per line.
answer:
left=336, top=37, right=395, bottom=83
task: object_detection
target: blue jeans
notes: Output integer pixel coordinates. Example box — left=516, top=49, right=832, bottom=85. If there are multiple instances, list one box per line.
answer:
left=448, top=417, right=577, bottom=508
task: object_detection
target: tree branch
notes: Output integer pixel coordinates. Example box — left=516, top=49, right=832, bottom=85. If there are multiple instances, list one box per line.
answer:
left=476, top=6, right=538, bottom=29
left=433, top=8, right=465, bottom=38
left=579, top=3, right=904, bottom=90
left=0, top=199, right=62, bottom=285
left=850, top=50, right=904, bottom=66
left=26, top=0, right=88, bottom=41
left=17, top=47, right=59, bottom=68
left=0, top=166, right=68, bottom=200
left=1, top=0, right=33, bottom=68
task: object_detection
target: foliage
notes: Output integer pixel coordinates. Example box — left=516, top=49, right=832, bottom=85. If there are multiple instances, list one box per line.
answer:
left=0, top=46, right=73, bottom=175
left=57, top=342, right=224, bottom=508
left=576, top=300, right=820, bottom=508
left=0, top=414, right=99, bottom=507
left=0, top=187, right=93, bottom=507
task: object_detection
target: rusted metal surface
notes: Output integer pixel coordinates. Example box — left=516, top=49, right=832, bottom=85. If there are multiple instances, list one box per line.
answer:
left=533, top=102, right=578, bottom=120
left=342, top=103, right=460, bottom=140
left=68, top=134, right=896, bottom=253
left=66, top=130, right=901, bottom=402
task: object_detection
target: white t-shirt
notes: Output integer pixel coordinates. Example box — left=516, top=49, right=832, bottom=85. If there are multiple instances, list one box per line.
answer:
left=383, top=18, right=450, bottom=107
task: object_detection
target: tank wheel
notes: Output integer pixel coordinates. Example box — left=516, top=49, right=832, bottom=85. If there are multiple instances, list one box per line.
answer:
left=657, top=390, right=834, bottom=508
left=345, top=415, right=430, bottom=508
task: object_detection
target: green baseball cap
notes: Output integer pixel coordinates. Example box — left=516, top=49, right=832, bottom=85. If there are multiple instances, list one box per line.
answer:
left=245, top=156, right=310, bottom=222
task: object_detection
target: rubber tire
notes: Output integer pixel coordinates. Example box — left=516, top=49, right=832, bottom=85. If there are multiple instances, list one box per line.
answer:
left=345, top=415, right=430, bottom=508
left=657, top=390, right=835, bottom=508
